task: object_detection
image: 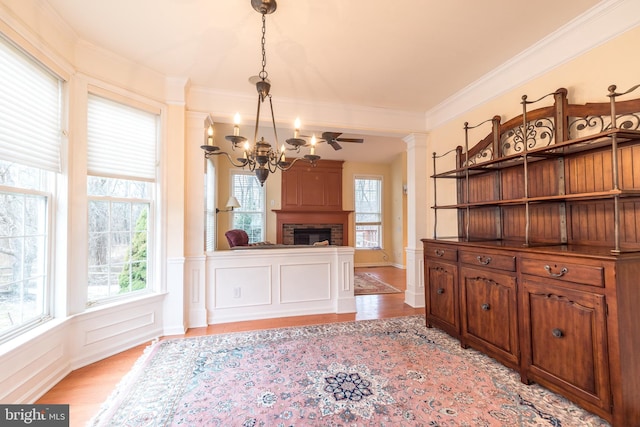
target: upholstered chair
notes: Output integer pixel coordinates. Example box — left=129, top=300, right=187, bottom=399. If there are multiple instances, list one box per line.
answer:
left=225, top=229, right=249, bottom=248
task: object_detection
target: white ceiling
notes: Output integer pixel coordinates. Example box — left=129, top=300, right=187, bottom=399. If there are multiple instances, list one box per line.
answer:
left=43, top=0, right=604, bottom=162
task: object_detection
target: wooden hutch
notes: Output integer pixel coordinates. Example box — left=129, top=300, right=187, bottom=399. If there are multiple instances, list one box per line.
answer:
left=422, top=84, right=640, bottom=426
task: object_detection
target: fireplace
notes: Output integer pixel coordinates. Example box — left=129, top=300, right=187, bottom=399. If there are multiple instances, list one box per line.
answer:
left=274, top=160, right=351, bottom=245
left=293, top=227, right=332, bottom=245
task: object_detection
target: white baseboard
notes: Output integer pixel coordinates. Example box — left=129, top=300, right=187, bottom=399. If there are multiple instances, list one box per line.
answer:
left=354, top=262, right=405, bottom=268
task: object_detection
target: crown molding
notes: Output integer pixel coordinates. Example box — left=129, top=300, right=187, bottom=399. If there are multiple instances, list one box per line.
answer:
left=188, top=85, right=425, bottom=137
left=425, top=0, right=640, bottom=130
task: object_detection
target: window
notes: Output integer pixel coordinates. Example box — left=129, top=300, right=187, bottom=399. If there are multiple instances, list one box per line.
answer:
left=0, top=36, right=62, bottom=341
left=204, top=160, right=216, bottom=251
left=86, top=95, right=158, bottom=304
left=354, top=176, right=382, bottom=249
left=230, top=172, right=265, bottom=243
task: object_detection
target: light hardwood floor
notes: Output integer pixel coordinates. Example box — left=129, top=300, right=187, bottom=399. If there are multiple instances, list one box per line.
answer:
left=36, top=266, right=424, bottom=426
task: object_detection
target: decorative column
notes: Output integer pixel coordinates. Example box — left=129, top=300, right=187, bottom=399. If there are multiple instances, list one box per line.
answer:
left=162, top=78, right=190, bottom=334
left=182, top=111, right=209, bottom=329
left=403, top=133, right=428, bottom=307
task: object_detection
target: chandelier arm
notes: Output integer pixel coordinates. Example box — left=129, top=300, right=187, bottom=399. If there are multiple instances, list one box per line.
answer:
left=277, top=156, right=316, bottom=171
left=267, top=160, right=279, bottom=173
left=246, top=157, right=257, bottom=171
left=253, top=93, right=262, bottom=146
left=268, top=95, right=279, bottom=146
left=207, top=151, right=252, bottom=169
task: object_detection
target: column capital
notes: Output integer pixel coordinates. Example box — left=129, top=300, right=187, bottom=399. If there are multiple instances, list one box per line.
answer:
left=403, top=132, right=428, bottom=147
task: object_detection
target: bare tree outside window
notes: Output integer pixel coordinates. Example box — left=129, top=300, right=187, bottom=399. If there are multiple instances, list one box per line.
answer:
left=354, top=177, right=383, bottom=248
left=0, top=161, right=50, bottom=337
left=87, top=176, right=151, bottom=302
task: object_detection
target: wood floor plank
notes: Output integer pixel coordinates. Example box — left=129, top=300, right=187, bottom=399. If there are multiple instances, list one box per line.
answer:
left=36, top=266, right=421, bottom=426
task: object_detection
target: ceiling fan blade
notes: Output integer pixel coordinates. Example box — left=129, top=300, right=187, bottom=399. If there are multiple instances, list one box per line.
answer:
left=336, top=138, right=364, bottom=143
left=328, top=140, right=342, bottom=150
left=322, top=132, right=342, bottom=140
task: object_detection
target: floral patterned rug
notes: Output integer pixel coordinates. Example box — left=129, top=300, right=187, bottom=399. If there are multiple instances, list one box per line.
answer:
left=89, top=316, right=609, bottom=426
left=353, top=272, right=402, bottom=295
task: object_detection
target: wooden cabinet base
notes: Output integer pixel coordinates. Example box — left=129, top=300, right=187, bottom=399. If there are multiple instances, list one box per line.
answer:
left=423, top=239, right=640, bottom=427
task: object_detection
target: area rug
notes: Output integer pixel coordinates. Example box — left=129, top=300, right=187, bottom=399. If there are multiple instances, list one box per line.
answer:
left=354, top=272, right=402, bottom=295
left=89, top=316, right=609, bottom=427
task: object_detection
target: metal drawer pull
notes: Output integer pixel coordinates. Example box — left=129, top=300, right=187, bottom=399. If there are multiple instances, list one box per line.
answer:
left=434, top=249, right=445, bottom=257
left=481, top=303, right=490, bottom=311
left=552, top=328, right=564, bottom=338
left=544, top=265, right=568, bottom=277
left=476, top=255, right=492, bottom=265
left=436, top=288, right=445, bottom=295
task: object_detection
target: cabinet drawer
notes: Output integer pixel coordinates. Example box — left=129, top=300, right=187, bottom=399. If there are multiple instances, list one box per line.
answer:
left=426, top=246, right=457, bottom=262
left=460, top=250, right=515, bottom=271
left=520, top=258, right=604, bottom=288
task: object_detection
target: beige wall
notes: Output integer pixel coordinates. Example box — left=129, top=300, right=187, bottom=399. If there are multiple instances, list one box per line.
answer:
left=428, top=25, right=640, bottom=237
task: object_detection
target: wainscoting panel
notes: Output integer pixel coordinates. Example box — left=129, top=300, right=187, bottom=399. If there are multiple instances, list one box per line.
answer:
left=0, top=293, right=165, bottom=404
left=204, top=246, right=355, bottom=324
left=0, top=324, right=66, bottom=403
left=280, top=262, right=331, bottom=303
left=213, top=265, right=272, bottom=308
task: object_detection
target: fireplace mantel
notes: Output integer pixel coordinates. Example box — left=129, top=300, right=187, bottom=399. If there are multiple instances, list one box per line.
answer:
left=273, top=209, right=352, bottom=245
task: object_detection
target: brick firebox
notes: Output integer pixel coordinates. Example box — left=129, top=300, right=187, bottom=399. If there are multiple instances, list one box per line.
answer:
left=273, top=210, right=352, bottom=246
left=283, top=223, right=343, bottom=246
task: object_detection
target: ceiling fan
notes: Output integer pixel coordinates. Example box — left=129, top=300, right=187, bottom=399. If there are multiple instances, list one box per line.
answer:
left=319, top=132, right=364, bottom=150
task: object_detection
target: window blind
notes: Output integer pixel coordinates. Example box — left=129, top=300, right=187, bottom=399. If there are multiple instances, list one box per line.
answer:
left=87, top=94, right=158, bottom=181
left=0, top=37, right=62, bottom=172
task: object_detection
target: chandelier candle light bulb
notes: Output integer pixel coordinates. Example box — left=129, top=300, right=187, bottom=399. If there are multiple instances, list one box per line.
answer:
left=294, top=117, right=300, bottom=138
left=207, top=125, right=214, bottom=145
left=243, top=140, right=250, bottom=159
left=233, top=113, right=241, bottom=136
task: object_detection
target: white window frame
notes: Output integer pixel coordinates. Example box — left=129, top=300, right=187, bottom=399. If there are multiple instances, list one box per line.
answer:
left=230, top=171, right=265, bottom=244
left=0, top=35, right=62, bottom=343
left=354, top=175, right=383, bottom=249
left=86, top=91, right=159, bottom=305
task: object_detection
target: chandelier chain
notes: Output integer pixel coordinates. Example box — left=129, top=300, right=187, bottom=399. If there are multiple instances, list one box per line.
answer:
left=259, top=13, right=268, bottom=81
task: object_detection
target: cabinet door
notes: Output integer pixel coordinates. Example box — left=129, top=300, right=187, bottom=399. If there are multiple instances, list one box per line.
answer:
left=460, top=267, right=518, bottom=367
left=425, top=259, right=459, bottom=337
left=521, top=278, right=611, bottom=415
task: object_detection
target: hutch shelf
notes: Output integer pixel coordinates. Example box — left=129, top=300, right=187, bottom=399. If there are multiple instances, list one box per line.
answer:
left=423, top=84, right=640, bottom=426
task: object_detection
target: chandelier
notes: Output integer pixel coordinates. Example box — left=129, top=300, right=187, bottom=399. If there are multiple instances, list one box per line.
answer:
left=201, top=0, right=320, bottom=186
